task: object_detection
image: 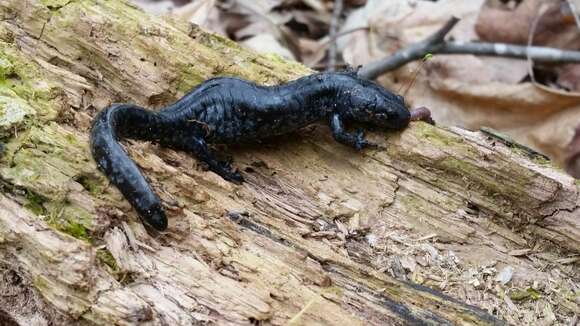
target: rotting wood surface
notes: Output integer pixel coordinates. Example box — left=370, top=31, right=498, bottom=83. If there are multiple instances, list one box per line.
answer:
left=0, top=0, right=578, bottom=325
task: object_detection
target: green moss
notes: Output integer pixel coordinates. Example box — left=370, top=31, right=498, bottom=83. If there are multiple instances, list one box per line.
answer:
left=0, top=56, right=14, bottom=79
left=45, top=212, right=91, bottom=241
left=0, top=41, right=61, bottom=137
left=509, top=287, right=542, bottom=302
left=198, top=30, right=243, bottom=51
left=174, top=64, right=206, bottom=94
left=43, top=200, right=93, bottom=241
left=75, top=173, right=107, bottom=196
left=262, top=53, right=290, bottom=65
left=24, top=190, right=47, bottom=215
left=1, top=123, right=94, bottom=199
left=414, top=123, right=478, bottom=157
left=61, top=220, right=89, bottom=240
left=531, top=155, right=552, bottom=167
left=0, top=122, right=104, bottom=242
left=33, top=275, right=50, bottom=291
left=96, top=248, right=119, bottom=273
left=0, top=25, right=15, bottom=43
left=509, top=146, right=553, bottom=168
left=401, top=125, right=534, bottom=206
left=439, top=156, right=532, bottom=204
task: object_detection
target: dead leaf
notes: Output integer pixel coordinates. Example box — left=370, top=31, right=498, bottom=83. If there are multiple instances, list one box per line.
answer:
left=565, top=123, right=580, bottom=178
left=241, top=33, right=296, bottom=60
left=495, top=265, right=514, bottom=285
left=339, top=0, right=580, bottom=177
left=174, top=0, right=217, bottom=27
left=475, top=0, right=580, bottom=48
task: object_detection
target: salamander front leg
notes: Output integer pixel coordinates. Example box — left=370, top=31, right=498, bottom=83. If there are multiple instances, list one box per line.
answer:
left=330, top=113, right=376, bottom=151
left=186, top=137, right=244, bottom=184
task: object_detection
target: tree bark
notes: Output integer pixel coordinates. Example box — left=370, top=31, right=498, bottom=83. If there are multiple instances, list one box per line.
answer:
left=0, top=0, right=578, bottom=325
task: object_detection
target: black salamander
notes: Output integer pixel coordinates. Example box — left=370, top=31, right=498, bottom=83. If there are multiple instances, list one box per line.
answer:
left=90, top=71, right=417, bottom=231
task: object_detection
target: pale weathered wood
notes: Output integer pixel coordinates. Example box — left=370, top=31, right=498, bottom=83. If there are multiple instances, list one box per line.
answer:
left=0, top=0, right=578, bottom=325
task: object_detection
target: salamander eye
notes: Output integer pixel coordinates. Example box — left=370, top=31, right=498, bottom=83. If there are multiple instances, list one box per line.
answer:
left=395, top=94, right=405, bottom=103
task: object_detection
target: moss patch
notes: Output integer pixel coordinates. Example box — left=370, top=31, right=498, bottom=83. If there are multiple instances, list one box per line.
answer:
left=55, top=219, right=90, bottom=240
left=74, top=173, right=108, bottom=196
left=24, top=190, right=47, bottom=215
left=96, top=248, right=119, bottom=273
left=0, top=123, right=100, bottom=239
left=43, top=201, right=92, bottom=241
left=398, top=124, right=536, bottom=208
left=439, top=156, right=531, bottom=200
left=0, top=41, right=62, bottom=137
left=509, top=287, right=542, bottom=302
left=1, top=123, right=93, bottom=199
left=414, top=123, right=479, bottom=158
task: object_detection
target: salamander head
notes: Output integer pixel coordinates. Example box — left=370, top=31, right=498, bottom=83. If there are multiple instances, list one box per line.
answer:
left=345, top=80, right=410, bottom=130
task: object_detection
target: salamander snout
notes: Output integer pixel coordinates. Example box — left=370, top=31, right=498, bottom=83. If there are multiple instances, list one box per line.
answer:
left=367, top=92, right=411, bottom=130
left=354, top=89, right=411, bottom=129
left=347, top=81, right=411, bottom=130
left=381, top=102, right=411, bottom=130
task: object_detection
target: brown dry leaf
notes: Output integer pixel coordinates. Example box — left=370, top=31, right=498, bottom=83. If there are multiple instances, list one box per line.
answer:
left=341, top=0, right=580, bottom=177
left=566, top=125, right=580, bottom=177
left=340, top=0, right=484, bottom=67
left=173, top=0, right=227, bottom=35
left=298, top=37, right=327, bottom=67
left=174, top=0, right=216, bottom=26
left=241, top=33, right=296, bottom=60
left=475, top=0, right=580, bottom=48
left=131, top=0, right=179, bottom=14
left=289, top=9, right=331, bottom=38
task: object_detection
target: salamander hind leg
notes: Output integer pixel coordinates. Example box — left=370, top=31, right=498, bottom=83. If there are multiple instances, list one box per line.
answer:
left=329, top=113, right=376, bottom=151
left=182, top=137, right=244, bottom=184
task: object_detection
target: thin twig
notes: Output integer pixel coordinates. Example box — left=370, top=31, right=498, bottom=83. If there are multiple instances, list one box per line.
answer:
left=359, top=17, right=460, bottom=79
left=307, top=27, right=369, bottom=68
left=320, top=26, right=369, bottom=47
left=423, top=16, right=460, bottom=44
left=327, top=0, right=344, bottom=72
left=358, top=16, right=580, bottom=80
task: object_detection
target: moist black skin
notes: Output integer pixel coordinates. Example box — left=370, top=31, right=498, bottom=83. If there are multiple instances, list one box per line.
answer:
left=90, top=71, right=410, bottom=231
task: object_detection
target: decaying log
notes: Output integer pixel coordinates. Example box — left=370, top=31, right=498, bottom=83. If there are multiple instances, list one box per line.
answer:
left=0, top=0, right=578, bottom=325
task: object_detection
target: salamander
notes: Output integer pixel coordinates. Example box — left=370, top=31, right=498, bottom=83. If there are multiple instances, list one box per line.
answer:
left=90, top=71, right=424, bottom=231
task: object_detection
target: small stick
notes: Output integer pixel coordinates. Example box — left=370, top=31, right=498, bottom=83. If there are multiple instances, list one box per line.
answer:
left=327, top=0, right=344, bottom=72
left=358, top=17, right=580, bottom=80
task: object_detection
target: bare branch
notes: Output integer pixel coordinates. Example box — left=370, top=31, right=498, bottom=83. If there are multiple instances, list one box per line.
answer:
left=327, top=0, right=344, bottom=72
left=440, top=42, right=580, bottom=61
left=358, top=17, right=580, bottom=80
left=424, top=16, right=460, bottom=44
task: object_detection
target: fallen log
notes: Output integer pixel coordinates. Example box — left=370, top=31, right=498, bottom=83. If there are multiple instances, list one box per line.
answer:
left=0, top=0, right=577, bottom=324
